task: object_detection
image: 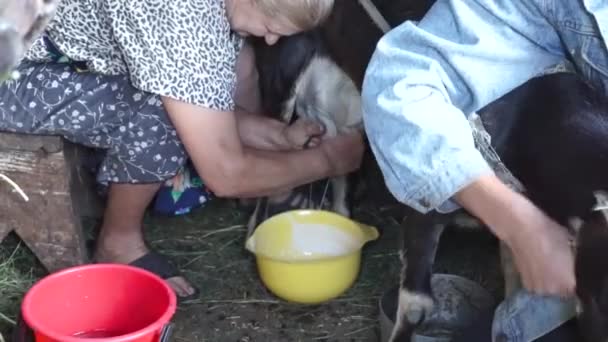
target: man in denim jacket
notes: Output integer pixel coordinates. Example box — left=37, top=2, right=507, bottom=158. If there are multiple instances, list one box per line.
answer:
left=362, top=0, right=606, bottom=340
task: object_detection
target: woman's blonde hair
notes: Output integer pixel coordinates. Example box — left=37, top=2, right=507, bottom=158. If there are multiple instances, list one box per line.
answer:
left=253, top=0, right=335, bottom=31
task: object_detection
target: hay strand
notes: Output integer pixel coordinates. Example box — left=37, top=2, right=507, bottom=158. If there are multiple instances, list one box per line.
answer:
left=0, top=312, right=15, bottom=326
left=0, top=174, right=28, bottom=202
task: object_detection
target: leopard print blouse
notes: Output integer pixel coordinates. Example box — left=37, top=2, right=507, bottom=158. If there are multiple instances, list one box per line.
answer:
left=24, top=0, right=243, bottom=111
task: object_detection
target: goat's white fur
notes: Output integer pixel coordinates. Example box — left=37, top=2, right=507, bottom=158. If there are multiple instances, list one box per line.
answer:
left=592, top=190, right=608, bottom=225
left=280, top=55, right=363, bottom=217
left=389, top=288, right=434, bottom=342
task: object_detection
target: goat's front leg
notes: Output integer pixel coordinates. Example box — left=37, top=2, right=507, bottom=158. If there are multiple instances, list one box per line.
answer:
left=246, top=197, right=266, bottom=238
left=389, top=211, right=446, bottom=342
left=246, top=190, right=300, bottom=236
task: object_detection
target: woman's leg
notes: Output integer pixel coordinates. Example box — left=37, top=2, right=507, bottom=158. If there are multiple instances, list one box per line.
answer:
left=96, top=183, right=195, bottom=297
left=0, top=61, right=195, bottom=298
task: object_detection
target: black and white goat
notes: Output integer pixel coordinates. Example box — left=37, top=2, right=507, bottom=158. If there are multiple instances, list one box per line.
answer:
left=246, top=0, right=433, bottom=233
left=251, top=28, right=363, bottom=223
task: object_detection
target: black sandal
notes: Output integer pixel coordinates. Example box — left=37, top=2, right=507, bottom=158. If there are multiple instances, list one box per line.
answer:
left=87, top=226, right=199, bottom=303
left=128, top=251, right=200, bottom=303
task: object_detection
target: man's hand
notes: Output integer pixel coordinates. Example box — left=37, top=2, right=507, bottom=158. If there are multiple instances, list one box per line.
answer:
left=501, top=199, right=576, bottom=297
left=455, top=174, right=576, bottom=298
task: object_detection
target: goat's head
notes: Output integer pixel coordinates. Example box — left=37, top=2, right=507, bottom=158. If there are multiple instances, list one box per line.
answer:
left=0, top=0, right=58, bottom=80
left=573, top=191, right=608, bottom=342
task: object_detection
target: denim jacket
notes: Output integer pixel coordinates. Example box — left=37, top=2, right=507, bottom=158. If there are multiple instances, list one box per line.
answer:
left=361, top=0, right=608, bottom=213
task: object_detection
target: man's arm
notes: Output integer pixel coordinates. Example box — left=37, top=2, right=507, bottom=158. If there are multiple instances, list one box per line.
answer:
left=361, top=0, right=574, bottom=296
left=361, top=0, right=564, bottom=213
left=454, top=174, right=575, bottom=296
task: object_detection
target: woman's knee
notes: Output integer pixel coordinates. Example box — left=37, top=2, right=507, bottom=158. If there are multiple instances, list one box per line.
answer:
left=99, top=121, right=187, bottom=185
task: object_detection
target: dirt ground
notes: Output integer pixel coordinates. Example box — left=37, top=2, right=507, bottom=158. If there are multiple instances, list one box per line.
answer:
left=0, top=180, right=503, bottom=342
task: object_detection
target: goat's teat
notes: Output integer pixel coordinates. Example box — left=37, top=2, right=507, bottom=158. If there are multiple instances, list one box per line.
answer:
left=592, top=191, right=608, bottom=225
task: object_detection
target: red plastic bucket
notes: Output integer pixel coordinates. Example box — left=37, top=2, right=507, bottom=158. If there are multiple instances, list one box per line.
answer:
left=21, top=264, right=177, bottom=342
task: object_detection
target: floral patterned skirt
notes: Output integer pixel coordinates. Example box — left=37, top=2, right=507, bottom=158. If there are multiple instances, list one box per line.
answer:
left=0, top=60, right=188, bottom=184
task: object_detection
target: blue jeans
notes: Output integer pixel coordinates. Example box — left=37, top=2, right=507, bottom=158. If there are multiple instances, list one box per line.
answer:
left=492, top=289, right=577, bottom=341
left=361, top=0, right=606, bottom=340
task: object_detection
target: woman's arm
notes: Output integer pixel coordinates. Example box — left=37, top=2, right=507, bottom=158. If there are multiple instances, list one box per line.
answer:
left=162, top=96, right=364, bottom=198
left=235, top=107, right=290, bottom=151
left=232, top=40, right=289, bottom=150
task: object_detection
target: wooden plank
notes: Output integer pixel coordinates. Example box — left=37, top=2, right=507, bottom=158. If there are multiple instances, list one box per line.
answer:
left=0, top=146, right=90, bottom=271
left=0, top=150, right=70, bottom=194
left=0, top=142, right=103, bottom=213
left=0, top=146, right=87, bottom=272
left=0, top=132, right=63, bottom=153
left=0, top=223, right=12, bottom=243
left=12, top=194, right=89, bottom=272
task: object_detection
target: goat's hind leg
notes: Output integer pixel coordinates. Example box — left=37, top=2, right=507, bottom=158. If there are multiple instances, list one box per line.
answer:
left=246, top=197, right=266, bottom=237
left=389, top=211, right=446, bottom=342
left=331, top=176, right=350, bottom=217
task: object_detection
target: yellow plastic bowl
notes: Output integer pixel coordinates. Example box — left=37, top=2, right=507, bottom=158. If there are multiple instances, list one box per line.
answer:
left=245, top=210, right=379, bottom=304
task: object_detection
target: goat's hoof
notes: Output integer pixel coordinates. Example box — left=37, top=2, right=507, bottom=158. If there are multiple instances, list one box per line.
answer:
left=400, top=289, right=434, bottom=324
left=405, top=306, right=426, bottom=325
left=389, top=289, right=434, bottom=342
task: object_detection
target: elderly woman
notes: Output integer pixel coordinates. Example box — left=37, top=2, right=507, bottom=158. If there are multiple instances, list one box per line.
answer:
left=0, top=0, right=364, bottom=300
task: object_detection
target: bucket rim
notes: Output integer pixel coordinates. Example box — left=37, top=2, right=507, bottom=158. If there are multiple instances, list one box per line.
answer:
left=21, top=263, right=177, bottom=342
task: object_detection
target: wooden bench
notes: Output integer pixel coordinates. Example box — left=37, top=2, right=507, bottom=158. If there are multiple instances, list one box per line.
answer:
left=0, top=132, right=103, bottom=272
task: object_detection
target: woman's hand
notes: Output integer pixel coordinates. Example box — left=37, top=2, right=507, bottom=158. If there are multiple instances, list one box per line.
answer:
left=455, top=174, right=576, bottom=298
left=281, top=118, right=325, bottom=149
left=162, top=96, right=364, bottom=198
left=319, top=130, right=365, bottom=175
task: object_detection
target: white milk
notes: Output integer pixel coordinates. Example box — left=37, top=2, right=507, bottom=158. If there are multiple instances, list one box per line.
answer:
left=289, top=222, right=360, bottom=258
